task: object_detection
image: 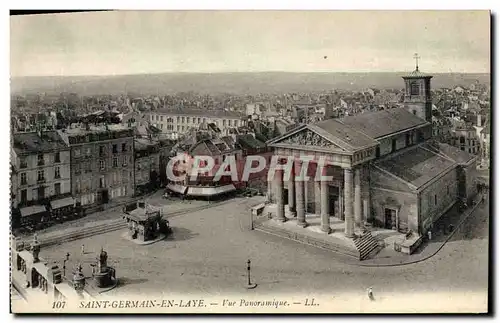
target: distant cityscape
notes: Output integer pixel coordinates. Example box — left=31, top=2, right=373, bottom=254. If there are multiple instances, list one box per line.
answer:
left=10, top=71, right=491, bottom=233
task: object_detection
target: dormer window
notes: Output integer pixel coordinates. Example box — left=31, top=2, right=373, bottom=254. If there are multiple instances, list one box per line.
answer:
left=37, top=153, right=44, bottom=166
left=20, top=158, right=27, bottom=169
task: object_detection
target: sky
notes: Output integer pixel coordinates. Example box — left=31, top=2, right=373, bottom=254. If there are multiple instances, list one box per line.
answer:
left=10, top=10, right=490, bottom=76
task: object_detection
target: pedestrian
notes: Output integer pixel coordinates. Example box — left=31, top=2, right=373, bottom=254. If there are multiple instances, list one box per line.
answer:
left=367, top=287, right=374, bottom=300
left=427, top=230, right=432, bottom=241
left=81, top=244, right=85, bottom=255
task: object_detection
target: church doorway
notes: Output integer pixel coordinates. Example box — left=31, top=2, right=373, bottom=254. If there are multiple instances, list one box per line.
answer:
left=384, top=208, right=397, bottom=230
left=283, top=188, right=289, bottom=206
left=328, top=185, right=340, bottom=217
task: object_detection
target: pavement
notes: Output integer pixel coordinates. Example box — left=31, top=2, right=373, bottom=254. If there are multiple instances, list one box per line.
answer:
left=36, top=193, right=488, bottom=310
left=256, top=194, right=488, bottom=267
left=349, top=193, right=488, bottom=267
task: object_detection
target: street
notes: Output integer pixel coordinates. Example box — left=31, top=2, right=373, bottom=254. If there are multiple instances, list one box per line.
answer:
left=39, top=195, right=489, bottom=310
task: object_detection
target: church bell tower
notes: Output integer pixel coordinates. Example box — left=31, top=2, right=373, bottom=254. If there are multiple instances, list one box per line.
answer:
left=402, top=53, right=433, bottom=122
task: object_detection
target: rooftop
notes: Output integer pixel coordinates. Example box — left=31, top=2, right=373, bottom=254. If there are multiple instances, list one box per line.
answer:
left=153, top=108, right=242, bottom=119
left=402, top=69, right=433, bottom=79
left=13, top=131, right=68, bottom=154
left=134, top=138, right=160, bottom=151
left=311, top=119, right=379, bottom=150
left=64, top=123, right=133, bottom=136
left=375, top=145, right=455, bottom=189
left=236, top=134, right=267, bottom=150
left=339, top=108, right=429, bottom=139
left=423, top=141, right=477, bottom=165
left=190, top=136, right=239, bottom=156
left=126, top=204, right=161, bottom=222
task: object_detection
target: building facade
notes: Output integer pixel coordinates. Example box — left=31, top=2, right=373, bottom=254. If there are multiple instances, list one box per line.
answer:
left=168, top=135, right=243, bottom=198
left=134, top=138, right=161, bottom=194
left=59, top=124, right=135, bottom=207
left=449, top=127, right=479, bottom=155
left=11, top=131, right=72, bottom=224
left=148, top=108, right=244, bottom=140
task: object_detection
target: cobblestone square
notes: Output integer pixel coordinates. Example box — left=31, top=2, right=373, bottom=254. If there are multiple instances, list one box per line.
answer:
left=38, top=195, right=489, bottom=306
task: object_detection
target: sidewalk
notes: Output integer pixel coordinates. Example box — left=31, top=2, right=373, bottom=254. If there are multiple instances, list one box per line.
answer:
left=348, top=194, right=487, bottom=267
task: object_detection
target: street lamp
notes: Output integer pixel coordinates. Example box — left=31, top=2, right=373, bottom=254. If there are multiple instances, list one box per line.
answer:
left=246, top=259, right=257, bottom=289
left=63, top=252, right=70, bottom=278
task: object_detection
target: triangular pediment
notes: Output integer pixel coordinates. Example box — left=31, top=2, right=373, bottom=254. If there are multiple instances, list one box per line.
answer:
left=270, top=128, right=346, bottom=151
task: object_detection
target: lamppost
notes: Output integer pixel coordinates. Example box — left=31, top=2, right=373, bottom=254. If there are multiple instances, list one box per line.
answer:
left=62, top=252, right=70, bottom=278
left=246, top=259, right=257, bottom=289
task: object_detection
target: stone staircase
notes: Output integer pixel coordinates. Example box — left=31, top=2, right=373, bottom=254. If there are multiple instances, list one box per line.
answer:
left=353, top=232, right=382, bottom=260
left=254, top=222, right=360, bottom=260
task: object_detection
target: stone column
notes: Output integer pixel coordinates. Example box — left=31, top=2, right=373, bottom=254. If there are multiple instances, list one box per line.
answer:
left=266, top=178, right=272, bottom=203
left=354, top=167, right=362, bottom=228
left=314, top=181, right=321, bottom=215
left=339, top=183, right=344, bottom=220
left=295, top=162, right=307, bottom=227
left=344, top=168, right=354, bottom=238
left=363, top=199, right=369, bottom=224
left=320, top=179, right=331, bottom=233
left=288, top=161, right=296, bottom=217
left=275, top=168, right=286, bottom=222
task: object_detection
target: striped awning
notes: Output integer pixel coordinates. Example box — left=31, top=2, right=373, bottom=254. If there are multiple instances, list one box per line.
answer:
left=166, top=183, right=188, bottom=195
left=187, top=184, right=236, bottom=197
left=50, top=197, right=75, bottom=210
left=20, top=205, right=47, bottom=218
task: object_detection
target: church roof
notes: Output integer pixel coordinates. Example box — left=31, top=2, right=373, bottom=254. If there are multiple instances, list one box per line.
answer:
left=375, top=144, right=456, bottom=189
left=311, top=120, right=379, bottom=150
left=338, top=108, right=429, bottom=139
left=266, top=121, right=378, bottom=153
left=423, top=141, right=477, bottom=165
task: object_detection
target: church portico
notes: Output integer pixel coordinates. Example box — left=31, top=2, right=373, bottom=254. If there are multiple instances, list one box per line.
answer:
left=265, top=126, right=377, bottom=239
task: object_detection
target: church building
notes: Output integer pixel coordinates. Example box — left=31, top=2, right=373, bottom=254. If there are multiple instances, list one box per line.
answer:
left=265, top=61, right=477, bottom=240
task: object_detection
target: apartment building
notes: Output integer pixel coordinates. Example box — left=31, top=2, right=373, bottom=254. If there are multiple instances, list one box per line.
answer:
left=11, top=130, right=72, bottom=223
left=59, top=123, right=135, bottom=207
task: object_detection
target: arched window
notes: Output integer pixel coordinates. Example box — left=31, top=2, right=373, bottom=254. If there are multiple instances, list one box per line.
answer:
left=410, top=82, right=420, bottom=96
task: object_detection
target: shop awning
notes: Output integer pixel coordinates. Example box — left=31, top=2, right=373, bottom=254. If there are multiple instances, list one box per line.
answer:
left=20, top=205, right=47, bottom=218
left=166, top=183, right=188, bottom=195
left=50, top=197, right=75, bottom=210
left=187, top=184, right=236, bottom=197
